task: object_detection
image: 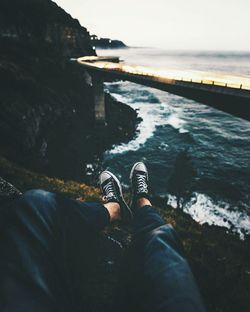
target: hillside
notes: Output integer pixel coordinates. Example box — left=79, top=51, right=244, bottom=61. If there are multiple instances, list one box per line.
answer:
left=0, top=0, right=138, bottom=181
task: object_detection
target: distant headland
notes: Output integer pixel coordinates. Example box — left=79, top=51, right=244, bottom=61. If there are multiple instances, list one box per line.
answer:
left=90, top=35, right=127, bottom=49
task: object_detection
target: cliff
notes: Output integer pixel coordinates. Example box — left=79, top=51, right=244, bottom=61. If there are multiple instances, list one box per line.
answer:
left=0, top=0, right=138, bottom=181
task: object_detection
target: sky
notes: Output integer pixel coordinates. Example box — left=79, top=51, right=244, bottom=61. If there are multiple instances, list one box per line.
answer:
left=55, top=0, right=250, bottom=51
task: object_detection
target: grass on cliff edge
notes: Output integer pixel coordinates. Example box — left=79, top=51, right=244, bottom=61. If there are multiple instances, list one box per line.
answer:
left=0, top=155, right=250, bottom=312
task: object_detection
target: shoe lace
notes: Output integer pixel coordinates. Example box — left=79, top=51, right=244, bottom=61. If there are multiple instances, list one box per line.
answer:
left=103, top=180, right=117, bottom=201
left=136, top=174, right=148, bottom=194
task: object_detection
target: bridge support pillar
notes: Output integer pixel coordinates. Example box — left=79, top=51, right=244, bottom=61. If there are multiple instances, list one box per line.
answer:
left=92, top=75, right=106, bottom=123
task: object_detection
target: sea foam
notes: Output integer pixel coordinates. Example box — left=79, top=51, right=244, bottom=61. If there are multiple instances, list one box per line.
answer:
left=105, top=82, right=187, bottom=155
left=167, top=193, right=250, bottom=239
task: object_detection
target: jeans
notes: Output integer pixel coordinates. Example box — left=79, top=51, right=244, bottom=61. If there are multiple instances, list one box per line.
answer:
left=0, top=190, right=205, bottom=312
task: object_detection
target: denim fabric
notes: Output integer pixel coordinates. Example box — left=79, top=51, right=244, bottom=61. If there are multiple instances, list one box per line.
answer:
left=0, top=190, right=205, bottom=312
left=0, top=190, right=110, bottom=312
left=130, top=205, right=205, bottom=312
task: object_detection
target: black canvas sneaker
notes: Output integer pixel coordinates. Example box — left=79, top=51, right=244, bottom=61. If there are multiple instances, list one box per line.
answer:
left=99, top=170, right=133, bottom=223
left=129, top=162, right=150, bottom=209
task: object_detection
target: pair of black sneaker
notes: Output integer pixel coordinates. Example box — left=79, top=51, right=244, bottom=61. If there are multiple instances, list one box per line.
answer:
left=99, top=162, right=150, bottom=223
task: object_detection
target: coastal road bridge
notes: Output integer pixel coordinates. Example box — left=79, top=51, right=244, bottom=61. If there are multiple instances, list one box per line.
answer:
left=75, top=56, right=250, bottom=122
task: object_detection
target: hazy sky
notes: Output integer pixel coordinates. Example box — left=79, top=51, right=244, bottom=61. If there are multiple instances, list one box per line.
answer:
left=55, top=0, right=250, bottom=51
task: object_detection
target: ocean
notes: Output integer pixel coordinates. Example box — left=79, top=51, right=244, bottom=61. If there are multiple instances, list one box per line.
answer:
left=97, top=48, right=250, bottom=238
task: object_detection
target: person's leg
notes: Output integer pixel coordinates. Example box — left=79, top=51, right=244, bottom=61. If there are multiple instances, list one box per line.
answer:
left=1, top=170, right=132, bottom=312
left=0, top=189, right=113, bottom=312
left=133, top=197, right=165, bottom=237
left=128, top=162, right=205, bottom=312
left=133, top=203, right=205, bottom=312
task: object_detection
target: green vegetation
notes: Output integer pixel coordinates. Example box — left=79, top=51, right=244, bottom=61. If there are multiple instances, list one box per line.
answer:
left=0, top=155, right=101, bottom=201
left=0, top=154, right=249, bottom=311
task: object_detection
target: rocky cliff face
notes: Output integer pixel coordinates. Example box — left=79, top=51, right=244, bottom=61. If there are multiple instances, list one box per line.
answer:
left=0, top=0, right=94, bottom=57
left=0, top=0, right=138, bottom=181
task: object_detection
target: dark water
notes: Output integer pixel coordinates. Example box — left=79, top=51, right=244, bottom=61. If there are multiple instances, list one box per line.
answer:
left=98, top=48, right=250, bottom=238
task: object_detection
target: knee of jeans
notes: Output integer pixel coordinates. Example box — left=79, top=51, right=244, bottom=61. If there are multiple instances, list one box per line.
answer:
left=149, top=224, right=184, bottom=253
left=22, top=189, right=56, bottom=210
left=23, top=189, right=53, bottom=200
left=149, top=224, right=178, bottom=243
left=150, top=224, right=174, bottom=236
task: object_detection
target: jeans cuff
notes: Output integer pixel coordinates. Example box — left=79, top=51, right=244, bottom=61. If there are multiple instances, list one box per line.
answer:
left=83, top=202, right=111, bottom=230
